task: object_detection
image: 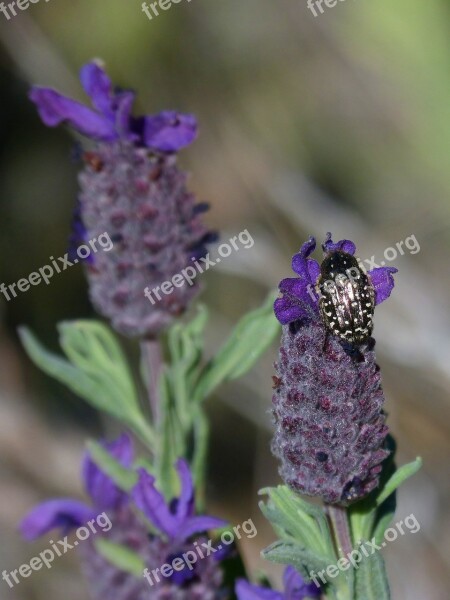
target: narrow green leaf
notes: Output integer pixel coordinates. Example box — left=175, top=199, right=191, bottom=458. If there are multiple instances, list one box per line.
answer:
left=191, top=408, right=209, bottom=510
left=86, top=440, right=137, bottom=491
left=154, top=370, right=184, bottom=500
left=350, top=456, right=422, bottom=545
left=19, top=326, right=111, bottom=412
left=354, top=552, right=390, bottom=600
left=259, top=486, right=334, bottom=559
left=262, top=540, right=330, bottom=580
left=166, top=306, right=208, bottom=430
left=376, top=458, right=422, bottom=507
left=95, top=538, right=145, bottom=577
left=349, top=436, right=397, bottom=544
left=194, top=292, right=279, bottom=402
left=260, top=492, right=321, bottom=554
left=19, top=323, right=155, bottom=449
left=373, top=491, right=397, bottom=546
left=58, top=320, right=139, bottom=412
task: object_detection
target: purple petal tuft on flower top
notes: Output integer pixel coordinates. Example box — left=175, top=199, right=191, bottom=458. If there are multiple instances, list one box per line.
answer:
left=21, top=443, right=226, bottom=598
left=29, top=61, right=197, bottom=153
left=132, top=459, right=226, bottom=541
left=80, top=61, right=114, bottom=116
left=29, top=87, right=117, bottom=140
left=236, top=566, right=320, bottom=600
left=368, top=266, right=398, bottom=305
left=322, top=231, right=356, bottom=255
left=291, top=236, right=319, bottom=279
left=19, top=499, right=96, bottom=541
left=274, top=237, right=320, bottom=325
left=142, top=111, right=198, bottom=152
left=82, top=433, right=134, bottom=510
left=275, top=233, right=398, bottom=328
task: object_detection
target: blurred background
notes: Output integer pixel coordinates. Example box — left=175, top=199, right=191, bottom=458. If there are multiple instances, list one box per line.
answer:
left=1, top=1, right=450, bottom=599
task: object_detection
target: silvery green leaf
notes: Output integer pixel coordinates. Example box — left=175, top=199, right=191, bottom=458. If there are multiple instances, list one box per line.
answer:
left=166, top=305, right=208, bottom=429
left=349, top=435, right=421, bottom=545
left=194, top=292, right=279, bottom=402
left=371, top=457, right=421, bottom=545
left=354, top=551, right=390, bottom=600
left=259, top=486, right=334, bottom=559
left=375, top=457, right=422, bottom=507
left=262, top=540, right=330, bottom=580
left=19, top=322, right=155, bottom=448
left=154, top=369, right=185, bottom=499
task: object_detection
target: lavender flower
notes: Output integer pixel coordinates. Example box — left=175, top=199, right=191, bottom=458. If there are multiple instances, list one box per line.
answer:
left=20, top=434, right=226, bottom=600
left=236, top=566, right=320, bottom=600
left=271, top=235, right=397, bottom=505
left=30, top=61, right=216, bottom=337
left=29, top=62, right=197, bottom=151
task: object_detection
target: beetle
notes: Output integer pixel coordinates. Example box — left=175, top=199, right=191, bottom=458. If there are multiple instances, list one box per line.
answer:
left=317, top=251, right=375, bottom=345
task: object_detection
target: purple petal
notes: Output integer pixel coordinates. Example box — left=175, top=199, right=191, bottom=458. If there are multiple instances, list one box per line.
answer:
left=80, top=62, right=113, bottom=116
left=274, top=296, right=308, bottom=325
left=283, top=566, right=321, bottom=598
left=113, top=90, right=136, bottom=139
left=143, top=111, right=198, bottom=152
left=177, top=515, right=228, bottom=541
left=307, top=259, right=321, bottom=285
left=174, top=458, right=195, bottom=522
left=322, top=232, right=356, bottom=256
left=132, top=468, right=178, bottom=537
left=29, top=87, right=117, bottom=141
left=280, top=277, right=318, bottom=307
left=83, top=434, right=134, bottom=510
left=19, top=499, right=95, bottom=541
left=368, top=266, right=398, bottom=305
left=274, top=277, right=319, bottom=325
left=292, top=237, right=318, bottom=279
left=236, top=579, right=283, bottom=600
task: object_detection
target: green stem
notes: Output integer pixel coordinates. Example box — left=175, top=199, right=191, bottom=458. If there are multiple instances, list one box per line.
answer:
left=327, top=504, right=354, bottom=600
left=192, top=409, right=209, bottom=511
left=141, top=338, right=163, bottom=424
left=328, top=505, right=353, bottom=558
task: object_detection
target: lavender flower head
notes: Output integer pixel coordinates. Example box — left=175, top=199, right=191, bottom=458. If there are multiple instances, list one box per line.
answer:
left=272, top=234, right=397, bottom=505
left=30, top=61, right=216, bottom=337
left=20, top=434, right=226, bottom=600
left=236, top=566, right=320, bottom=600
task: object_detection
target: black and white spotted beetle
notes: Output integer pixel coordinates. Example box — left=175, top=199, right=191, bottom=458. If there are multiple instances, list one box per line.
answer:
left=317, top=251, right=375, bottom=345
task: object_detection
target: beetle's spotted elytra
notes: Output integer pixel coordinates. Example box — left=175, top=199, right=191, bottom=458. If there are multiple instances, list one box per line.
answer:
left=317, top=251, right=375, bottom=345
